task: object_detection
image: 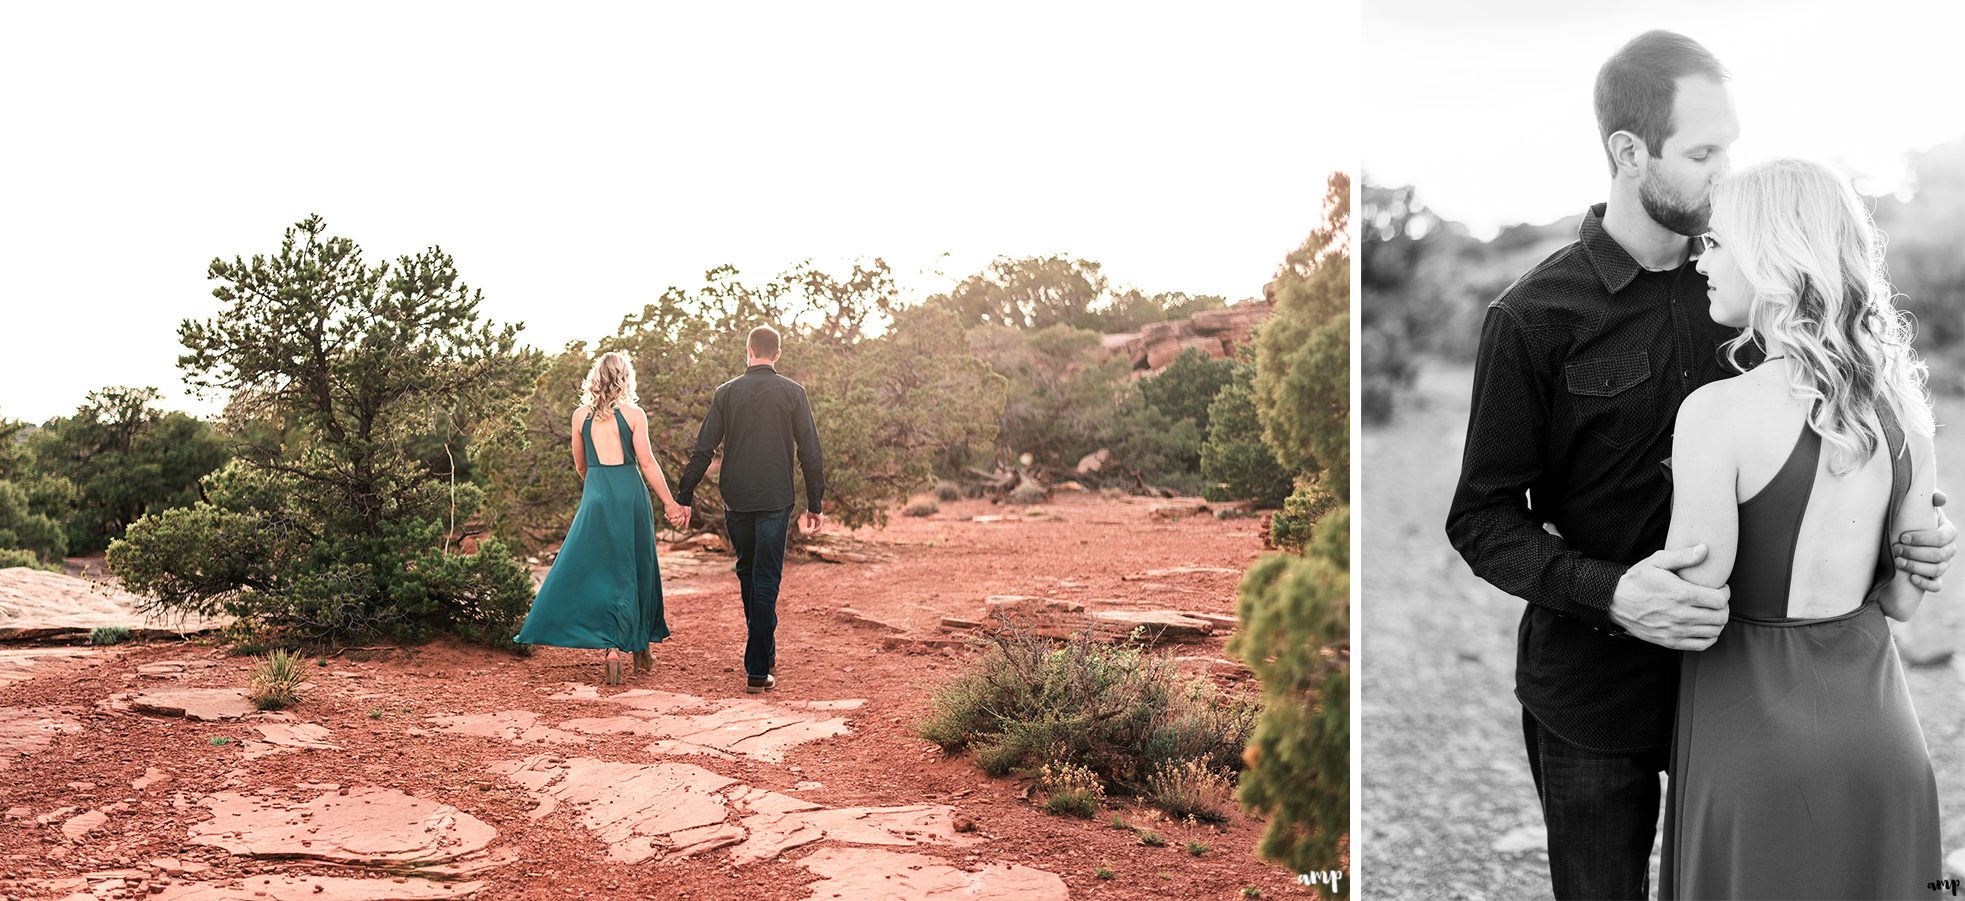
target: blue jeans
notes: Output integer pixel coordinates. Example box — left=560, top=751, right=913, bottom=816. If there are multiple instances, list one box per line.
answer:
left=1522, top=708, right=1667, bottom=900
left=724, top=505, right=791, bottom=680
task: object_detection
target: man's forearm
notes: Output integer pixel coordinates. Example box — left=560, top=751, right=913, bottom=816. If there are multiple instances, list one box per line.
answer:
left=675, top=450, right=712, bottom=507
left=1446, top=502, right=1628, bottom=630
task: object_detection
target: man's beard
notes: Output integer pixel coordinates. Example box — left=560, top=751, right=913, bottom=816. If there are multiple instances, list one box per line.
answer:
left=1639, top=163, right=1711, bottom=236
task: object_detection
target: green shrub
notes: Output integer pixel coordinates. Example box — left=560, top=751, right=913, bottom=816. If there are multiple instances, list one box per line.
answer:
left=1094, top=868, right=1115, bottom=880
left=0, top=479, right=68, bottom=563
left=1269, top=479, right=1337, bottom=553
left=917, top=628, right=1256, bottom=812
left=1147, top=758, right=1237, bottom=824
left=89, top=625, right=133, bottom=646
left=108, top=216, right=543, bottom=649
left=1200, top=366, right=1294, bottom=507
left=1254, top=173, right=1350, bottom=502
left=1184, top=840, right=1210, bottom=856
left=1231, top=508, right=1349, bottom=890
left=903, top=494, right=940, bottom=517
left=1138, top=831, right=1165, bottom=847
left=1038, top=759, right=1106, bottom=818
left=247, top=649, right=308, bottom=710
left=0, top=547, right=59, bottom=571
left=26, top=387, right=230, bottom=556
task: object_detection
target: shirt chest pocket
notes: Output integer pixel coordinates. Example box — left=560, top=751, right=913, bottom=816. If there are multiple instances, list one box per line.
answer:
left=1563, top=351, right=1656, bottom=449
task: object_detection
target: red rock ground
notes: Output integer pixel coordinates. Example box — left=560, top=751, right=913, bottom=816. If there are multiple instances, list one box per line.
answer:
left=0, top=493, right=1337, bottom=900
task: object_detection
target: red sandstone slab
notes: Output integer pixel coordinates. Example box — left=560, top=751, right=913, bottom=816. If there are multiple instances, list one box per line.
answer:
left=426, top=710, right=582, bottom=744
left=731, top=804, right=978, bottom=865
left=0, top=707, right=83, bottom=770
left=147, top=875, right=486, bottom=899
left=0, top=648, right=96, bottom=689
left=188, top=786, right=496, bottom=867
left=492, top=755, right=740, bottom=864
left=125, top=688, right=257, bottom=722
left=795, top=847, right=1068, bottom=900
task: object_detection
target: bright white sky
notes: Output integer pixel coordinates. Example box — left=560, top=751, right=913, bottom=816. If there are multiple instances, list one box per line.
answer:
left=1365, top=0, right=1965, bottom=238
left=0, top=2, right=1356, bottom=423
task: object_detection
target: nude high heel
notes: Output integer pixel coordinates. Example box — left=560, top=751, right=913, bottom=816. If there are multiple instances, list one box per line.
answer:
left=603, top=651, right=624, bottom=686
left=633, top=649, right=653, bottom=674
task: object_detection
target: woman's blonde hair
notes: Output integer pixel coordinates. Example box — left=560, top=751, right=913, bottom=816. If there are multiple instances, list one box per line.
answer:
left=1716, top=157, right=1933, bottom=474
left=581, top=351, right=639, bottom=414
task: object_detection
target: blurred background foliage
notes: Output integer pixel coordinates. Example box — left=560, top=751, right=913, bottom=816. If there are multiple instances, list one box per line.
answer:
left=1362, top=136, right=1965, bottom=424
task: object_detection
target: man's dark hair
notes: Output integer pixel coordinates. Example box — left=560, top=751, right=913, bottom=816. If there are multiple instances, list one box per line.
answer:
left=748, top=325, right=781, bottom=359
left=1594, top=30, right=1728, bottom=174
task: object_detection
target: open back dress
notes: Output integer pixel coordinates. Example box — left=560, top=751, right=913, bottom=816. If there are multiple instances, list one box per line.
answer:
left=512, top=405, right=669, bottom=651
left=1661, top=404, right=1940, bottom=899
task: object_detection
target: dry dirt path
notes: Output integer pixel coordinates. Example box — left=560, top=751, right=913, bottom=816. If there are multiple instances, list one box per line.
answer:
left=0, top=494, right=1316, bottom=901
left=1360, top=360, right=1965, bottom=900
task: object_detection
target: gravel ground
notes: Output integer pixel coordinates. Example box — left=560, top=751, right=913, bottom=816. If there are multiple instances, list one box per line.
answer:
left=1359, top=360, right=1965, bottom=900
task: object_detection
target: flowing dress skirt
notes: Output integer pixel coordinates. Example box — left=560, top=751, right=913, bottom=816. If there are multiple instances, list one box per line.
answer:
left=512, top=459, right=668, bottom=651
left=1662, top=602, right=1940, bottom=900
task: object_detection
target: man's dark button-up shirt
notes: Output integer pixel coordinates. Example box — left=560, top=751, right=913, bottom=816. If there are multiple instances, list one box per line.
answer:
left=1445, top=203, right=1751, bottom=754
left=677, top=364, right=825, bottom=515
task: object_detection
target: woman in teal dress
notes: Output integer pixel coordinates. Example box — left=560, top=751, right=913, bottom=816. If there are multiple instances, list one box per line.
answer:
left=514, top=351, right=687, bottom=685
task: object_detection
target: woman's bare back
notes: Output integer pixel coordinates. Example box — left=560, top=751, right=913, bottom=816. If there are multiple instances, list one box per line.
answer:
left=1724, top=368, right=1893, bottom=618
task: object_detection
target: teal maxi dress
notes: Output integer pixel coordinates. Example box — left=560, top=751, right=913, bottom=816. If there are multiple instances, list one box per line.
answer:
left=513, top=406, right=669, bottom=651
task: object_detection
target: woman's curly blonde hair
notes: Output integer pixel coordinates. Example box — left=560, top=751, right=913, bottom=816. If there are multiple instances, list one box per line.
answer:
left=1714, top=158, right=1933, bottom=475
left=580, top=351, right=639, bottom=415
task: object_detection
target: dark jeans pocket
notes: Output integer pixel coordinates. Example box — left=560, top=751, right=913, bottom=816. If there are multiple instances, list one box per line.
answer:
left=1564, top=351, right=1655, bottom=449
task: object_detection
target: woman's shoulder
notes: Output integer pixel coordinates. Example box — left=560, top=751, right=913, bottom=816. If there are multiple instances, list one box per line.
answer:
left=1679, top=374, right=1754, bottom=424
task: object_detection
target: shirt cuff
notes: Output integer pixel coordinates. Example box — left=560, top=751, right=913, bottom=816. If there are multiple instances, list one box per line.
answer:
left=1573, top=558, right=1631, bottom=636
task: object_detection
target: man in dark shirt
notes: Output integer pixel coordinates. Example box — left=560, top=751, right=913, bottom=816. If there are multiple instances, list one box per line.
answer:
left=676, top=325, right=825, bottom=694
left=1447, top=31, right=1954, bottom=899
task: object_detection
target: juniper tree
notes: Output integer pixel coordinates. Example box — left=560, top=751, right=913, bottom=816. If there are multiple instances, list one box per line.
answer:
left=109, top=215, right=541, bottom=646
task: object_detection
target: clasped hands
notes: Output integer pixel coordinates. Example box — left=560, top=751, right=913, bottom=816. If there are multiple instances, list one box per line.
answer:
left=664, top=500, right=691, bottom=530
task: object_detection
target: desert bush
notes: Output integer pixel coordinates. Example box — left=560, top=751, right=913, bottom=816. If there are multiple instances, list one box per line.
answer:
left=1038, top=758, right=1106, bottom=818
left=1103, top=398, right=1208, bottom=494
left=1138, top=349, right=1237, bottom=433
left=1253, top=173, right=1349, bottom=502
left=25, top=387, right=230, bottom=555
left=248, top=648, right=308, bottom=710
left=935, top=480, right=963, bottom=502
left=0, top=478, right=68, bottom=564
left=903, top=494, right=939, bottom=517
left=0, top=547, right=59, bottom=571
left=1199, top=364, right=1294, bottom=507
left=89, top=625, right=133, bottom=646
left=1147, top=758, right=1237, bottom=824
left=917, top=628, right=1256, bottom=812
left=970, top=324, right=1131, bottom=472
left=108, top=216, right=542, bottom=648
left=1008, top=482, right=1046, bottom=505
left=1232, top=507, right=1349, bottom=888
left=1269, top=478, right=1338, bottom=553
left=1231, top=174, right=1351, bottom=893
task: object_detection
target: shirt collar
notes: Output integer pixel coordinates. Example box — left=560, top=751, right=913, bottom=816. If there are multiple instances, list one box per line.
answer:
left=1578, top=203, right=1644, bottom=294
left=745, top=363, right=776, bottom=373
